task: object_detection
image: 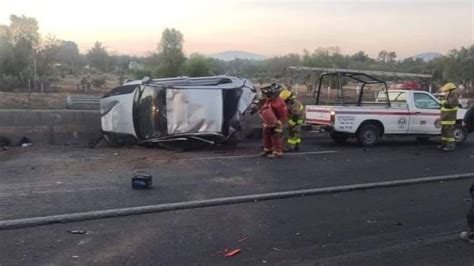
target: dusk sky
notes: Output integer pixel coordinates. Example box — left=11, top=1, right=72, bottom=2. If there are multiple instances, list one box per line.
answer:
left=0, top=0, right=472, bottom=58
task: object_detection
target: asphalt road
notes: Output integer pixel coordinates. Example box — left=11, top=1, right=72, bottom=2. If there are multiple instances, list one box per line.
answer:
left=1, top=133, right=474, bottom=265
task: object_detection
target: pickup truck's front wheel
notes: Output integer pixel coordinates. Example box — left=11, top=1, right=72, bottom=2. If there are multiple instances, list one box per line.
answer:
left=454, top=124, right=468, bottom=143
left=357, top=124, right=380, bottom=147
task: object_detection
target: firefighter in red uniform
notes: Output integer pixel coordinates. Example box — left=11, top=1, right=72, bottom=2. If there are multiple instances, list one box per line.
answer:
left=258, top=83, right=288, bottom=159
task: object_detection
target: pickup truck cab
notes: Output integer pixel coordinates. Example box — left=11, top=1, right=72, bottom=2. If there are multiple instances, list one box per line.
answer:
left=305, top=71, right=472, bottom=147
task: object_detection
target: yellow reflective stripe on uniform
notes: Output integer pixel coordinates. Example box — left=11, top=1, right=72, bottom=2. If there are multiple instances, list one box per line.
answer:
left=441, top=107, right=458, bottom=112
left=296, top=119, right=304, bottom=124
left=441, top=137, right=455, bottom=142
left=288, top=120, right=296, bottom=126
left=287, top=138, right=301, bottom=145
left=299, top=104, right=304, bottom=112
left=440, top=100, right=447, bottom=105
left=441, top=121, right=456, bottom=125
left=274, top=128, right=283, bottom=133
left=287, top=139, right=298, bottom=145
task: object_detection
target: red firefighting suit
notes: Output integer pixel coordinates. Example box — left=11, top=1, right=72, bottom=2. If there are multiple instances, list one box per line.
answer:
left=259, top=96, right=288, bottom=156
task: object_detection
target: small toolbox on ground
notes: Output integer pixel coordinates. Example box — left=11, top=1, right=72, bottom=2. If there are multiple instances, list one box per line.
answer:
left=132, top=174, right=152, bottom=189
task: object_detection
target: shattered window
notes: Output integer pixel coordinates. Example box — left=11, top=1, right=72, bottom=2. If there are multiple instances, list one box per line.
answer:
left=137, top=87, right=159, bottom=139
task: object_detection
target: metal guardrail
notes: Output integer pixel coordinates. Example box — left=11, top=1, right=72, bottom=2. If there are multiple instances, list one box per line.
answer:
left=66, top=95, right=100, bottom=110
left=288, top=66, right=433, bottom=79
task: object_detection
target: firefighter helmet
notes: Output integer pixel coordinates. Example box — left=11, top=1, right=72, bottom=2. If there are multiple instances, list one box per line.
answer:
left=261, top=83, right=281, bottom=97
left=279, top=89, right=293, bottom=101
left=440, top=82, right=457, bottom=92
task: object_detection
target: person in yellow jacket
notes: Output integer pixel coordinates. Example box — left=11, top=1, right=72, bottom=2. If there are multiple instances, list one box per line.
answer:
left=439, top=82, right=459, bottom=152
left=279, top=86, right=304, bottom=151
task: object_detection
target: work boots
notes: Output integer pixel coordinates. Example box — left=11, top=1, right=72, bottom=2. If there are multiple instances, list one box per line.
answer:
left=460, top=231, right=474, bottom=244
left=442, top=146, right=455, bottom=152
left=267, top=153, right=283, bottom=159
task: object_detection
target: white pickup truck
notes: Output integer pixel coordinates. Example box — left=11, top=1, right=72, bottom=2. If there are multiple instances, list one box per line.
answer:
left=305, top=71, right=473, bottom=147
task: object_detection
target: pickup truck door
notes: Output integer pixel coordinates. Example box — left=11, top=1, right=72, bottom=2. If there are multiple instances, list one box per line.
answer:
left=408, top=92, right=441, bottom=134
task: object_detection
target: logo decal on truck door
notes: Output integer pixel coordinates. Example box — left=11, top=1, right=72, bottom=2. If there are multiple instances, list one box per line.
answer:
left=398, top=117, right=407, bottom=128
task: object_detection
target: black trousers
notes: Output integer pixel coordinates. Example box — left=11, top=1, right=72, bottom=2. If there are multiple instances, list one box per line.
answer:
left=468, top=183, right=474, bottom=231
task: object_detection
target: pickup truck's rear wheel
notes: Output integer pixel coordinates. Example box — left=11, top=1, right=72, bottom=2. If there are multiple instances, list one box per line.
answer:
left=330, top=132, right=349, bottom=144
left=453, top=124, right=467, bottom=143
left=356, top=124, right=380, bottom=147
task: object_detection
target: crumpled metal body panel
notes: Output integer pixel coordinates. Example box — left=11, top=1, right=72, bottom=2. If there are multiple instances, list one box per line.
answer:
left=166, top=88, right=223, bottom=135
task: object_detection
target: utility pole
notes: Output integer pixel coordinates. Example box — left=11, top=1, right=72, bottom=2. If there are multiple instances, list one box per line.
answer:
left=33, top=49, right=37, bottom=91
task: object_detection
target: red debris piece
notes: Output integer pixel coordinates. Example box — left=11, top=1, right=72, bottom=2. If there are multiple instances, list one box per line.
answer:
left=238, top=236, right=248, bottom=242
left=224, top=249, right=241, bottom=257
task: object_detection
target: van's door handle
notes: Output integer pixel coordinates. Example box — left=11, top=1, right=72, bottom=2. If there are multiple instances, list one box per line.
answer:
left=415, top=112, right=421, bottom=115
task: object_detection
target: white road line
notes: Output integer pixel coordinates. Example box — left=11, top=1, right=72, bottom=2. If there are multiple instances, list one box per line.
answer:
left=183, top=150, right=338, bottom=161
left=1, top=172, right=473, bottom=230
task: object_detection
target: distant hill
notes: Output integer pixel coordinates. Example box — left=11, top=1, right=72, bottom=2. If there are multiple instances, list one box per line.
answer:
left=410, top=52, right=443, bottom=62
left=208, top=51, right=266, bottom=61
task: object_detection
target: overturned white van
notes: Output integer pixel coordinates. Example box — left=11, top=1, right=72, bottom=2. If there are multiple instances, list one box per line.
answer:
left=100, top=76, right=255, bottom=149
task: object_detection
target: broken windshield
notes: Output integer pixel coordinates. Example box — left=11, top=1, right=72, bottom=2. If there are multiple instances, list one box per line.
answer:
left=134, top=86, right=166, bottom=140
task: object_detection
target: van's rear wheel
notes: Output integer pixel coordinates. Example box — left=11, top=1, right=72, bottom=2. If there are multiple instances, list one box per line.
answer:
left=454, top=124, right=467, bottom=143
left=356, top=124, right=380, bottom=147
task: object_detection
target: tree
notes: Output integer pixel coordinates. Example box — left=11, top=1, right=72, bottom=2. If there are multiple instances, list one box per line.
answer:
left=55, top=40, right=80, bottom=74
left=377, top=50, right=397, bottom=63
left=156, top=28, right=186, bottom=77
left=36, top=35, right=61, bottom=77
left=388, top=51, right=397, bottom=62
left=0, top=25, right=14, bottom=75
left=0, top=15, right=40, bottom=77
left=352, top=51, right=370, bottom=63
left=9, top=15, right=40, bottom=48
left=86, top=41, right=109, bottom=72
left=377, top=50, right=389, bottom=62
left=182, top=53, right=214, bottom=77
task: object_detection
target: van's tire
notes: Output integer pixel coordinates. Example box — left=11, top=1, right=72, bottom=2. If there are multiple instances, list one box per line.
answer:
left=330, top=132, right=349, bottom=144
left=453, top=124, right=468, bottom=143
left=356, top=124, right=380, bottom=147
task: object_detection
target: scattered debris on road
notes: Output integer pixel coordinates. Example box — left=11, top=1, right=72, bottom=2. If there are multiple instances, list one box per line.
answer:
left=1, top=136, right=10, bottom=150
left=224, top=249, right=241, bottom=257
left=68, top=230, right=87, bottom=234
left=238, top=236, right=248, bottom=242
left=19, top=137, right=32, bottom=148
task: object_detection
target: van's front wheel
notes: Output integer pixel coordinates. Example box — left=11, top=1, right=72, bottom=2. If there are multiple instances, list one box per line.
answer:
left=356, top=124, right=380, bottom=147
